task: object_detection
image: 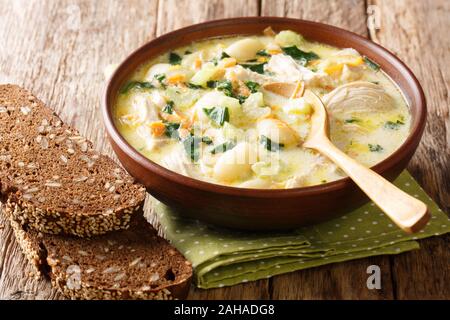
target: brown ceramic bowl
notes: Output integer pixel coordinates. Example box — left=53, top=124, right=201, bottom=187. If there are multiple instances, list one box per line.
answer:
left=102, top=17, right=426, bottom=230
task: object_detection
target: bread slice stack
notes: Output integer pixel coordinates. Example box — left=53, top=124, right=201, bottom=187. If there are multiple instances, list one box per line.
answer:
left=0, top=84, right=192, bottom=299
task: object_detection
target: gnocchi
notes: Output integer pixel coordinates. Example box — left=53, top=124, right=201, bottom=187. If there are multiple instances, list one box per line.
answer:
left=224, top=38, right=264, bottom=62
left=256, top=118, right=300, bottom=146
left=213, top=142, right=258, bottom=182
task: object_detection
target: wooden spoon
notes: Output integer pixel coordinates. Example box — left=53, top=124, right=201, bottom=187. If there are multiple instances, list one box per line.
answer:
left=264, top=83, right=429, bottom=233
left=303, top=89, right=429, bottom=233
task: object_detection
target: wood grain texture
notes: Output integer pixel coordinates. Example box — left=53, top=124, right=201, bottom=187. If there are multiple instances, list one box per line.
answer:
left=271, top=258, right=395, bottom=300
left=156, top=0, right=259, bottom=35
left=261, top=0, right=367, bottom=35
left=0, top=0, right=159, bottom=300
left=369, top=0, right=450, bottom=299
left=0, top=0, right=448, bottom=300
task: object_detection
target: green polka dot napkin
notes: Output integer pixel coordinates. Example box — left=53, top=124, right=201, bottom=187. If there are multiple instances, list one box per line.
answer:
left=148, top=171, right=450, bottom=289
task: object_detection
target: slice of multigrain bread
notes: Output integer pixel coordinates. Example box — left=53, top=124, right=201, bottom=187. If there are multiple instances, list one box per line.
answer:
left=6, top=210, right=192, bottom=300
left=0, top=84, right=146, bottom=237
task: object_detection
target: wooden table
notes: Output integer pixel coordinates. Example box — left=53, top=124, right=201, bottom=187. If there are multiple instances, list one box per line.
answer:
left=0, top=0, right=448, bottom=300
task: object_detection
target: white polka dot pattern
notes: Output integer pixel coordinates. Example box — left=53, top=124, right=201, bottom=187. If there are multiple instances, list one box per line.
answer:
left=147, top=171, right=450, bottom=289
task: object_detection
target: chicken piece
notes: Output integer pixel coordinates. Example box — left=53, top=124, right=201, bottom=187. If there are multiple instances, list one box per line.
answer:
left=340, top=64, right=363, bottom=83
left=121, top=93, right=160, bottom=126
left=235, top=80, right=251, bottom=97
left=162, top=146, right=199, bottom=178
left=323, top=81, right=395, bottom=120
left=318, top=48, right=365, bottom=82
left=136, top=125, right=168, bottom=151
left=149, top=90, right=166, bottom=109
left=334, top=48, right=361, bottom=57
left=242, top=92, right=272, bottom=121
left=226, top=65, right=273, bottom=84
left=285, top=174, right=307, bottom=188
left=144, top=63, right=193, bottom=86
left=341, top=122, right=369, bottom=134
left=266, top=54, right=331, bottom=87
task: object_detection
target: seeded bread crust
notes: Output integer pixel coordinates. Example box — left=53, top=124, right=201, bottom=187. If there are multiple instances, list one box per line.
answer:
left=6, top=208, right=193, bottom=300
left=0, top=84, right=146, bottom=237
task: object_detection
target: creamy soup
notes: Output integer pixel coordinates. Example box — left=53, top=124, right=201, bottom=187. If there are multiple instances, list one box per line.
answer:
left=114, top=28, right=410, bottom=189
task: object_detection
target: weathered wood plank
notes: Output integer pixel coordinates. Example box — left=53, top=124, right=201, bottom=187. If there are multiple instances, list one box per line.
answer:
left=156, top=0, right=259, bottom=35
left=0, top=0, right=159, bottom=299
left=261, top=0, right=395, bottom=299
left=188, top=281, right=270, bottom=300
left=261, top=0, right=368, bottom=35
left=154, top=0, right=268, bottom=300
left=271, top=258, right=394, bottom=300
left=369, top=0, right=450, bottom=299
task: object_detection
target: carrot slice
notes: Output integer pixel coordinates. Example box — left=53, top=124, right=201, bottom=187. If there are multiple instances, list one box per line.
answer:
left=149, top=121, right=166, bottom=137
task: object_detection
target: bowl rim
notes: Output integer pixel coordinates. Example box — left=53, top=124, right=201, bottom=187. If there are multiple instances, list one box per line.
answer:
left=102, top=17, right=426, bottom=199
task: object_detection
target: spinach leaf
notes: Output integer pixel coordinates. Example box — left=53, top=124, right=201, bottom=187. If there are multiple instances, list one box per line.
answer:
left=184, top=50, right=192, bottom=55
left=245, top=81, right=260, bottom=93
left=240, top=62, right=266, bottom=74
left=236, top=95, right=247, bottom=104
left=211, top=51, right=231, bottom=65
left=201, top=136, right=213, bottom=145
left=164, top=122, right=180, bottom=139
left=210, top=58, right=219, bottom=66
left=155, top=74, right=165, bottom=82
left=207, top=80, right=249, bottom=103
left=120, top=81, right=154, bottom=94
left=182, top=135, right=201, bottom=161
left=187, top=82, right=203, bottom=89
left=256, top=49, right=270, bottom=57
left=363, top=56, right=380, bottom=71
left=162, top=101, right=174, bottom=114
left=182, top=135, right=212, bottom=161
left=206, top=80, right=234, bottom=96
left=203, top=107, right=230, bottom=126
left=206, top=80, right=218, bottom=88
left=169, top=52, right=182, bottom=65
left=282, top=46, right=319, bottom=66
left=260, top=135, right=284, bottom=152
left=210, top=141, right=236, bottom=154
left=368, top=144, right=383, bottom=152
left=344, top=118, right=360, bottom=124
left=384, top=120, right=404, bottom=130
left=154, top=73, right=166, bottom=89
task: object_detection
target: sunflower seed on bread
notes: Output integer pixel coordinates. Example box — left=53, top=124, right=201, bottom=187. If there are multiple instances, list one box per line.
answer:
left=5, top=210, right=192, bottom=300
left=0, top=84, right=146, bottom=237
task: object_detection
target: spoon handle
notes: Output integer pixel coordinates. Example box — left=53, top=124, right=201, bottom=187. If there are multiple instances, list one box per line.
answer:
left=307, top=137, right=429, bottom=233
